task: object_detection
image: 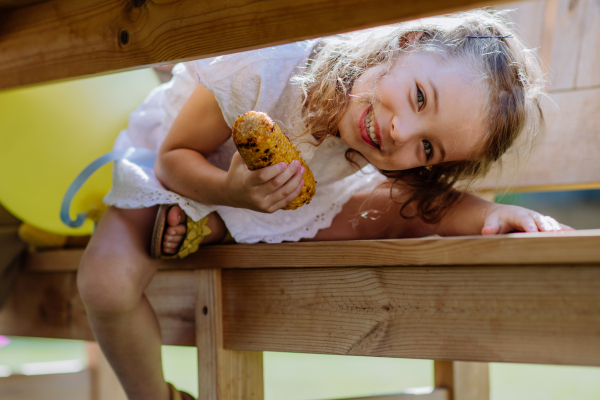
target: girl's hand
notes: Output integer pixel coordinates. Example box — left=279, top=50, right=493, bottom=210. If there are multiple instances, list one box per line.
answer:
left=481, top=204, right=574, bottom=235
left=223, top=152, right=305, bottom=213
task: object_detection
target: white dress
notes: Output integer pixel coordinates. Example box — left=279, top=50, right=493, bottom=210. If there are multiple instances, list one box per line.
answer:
left=104, top=41, right=386, bottom=243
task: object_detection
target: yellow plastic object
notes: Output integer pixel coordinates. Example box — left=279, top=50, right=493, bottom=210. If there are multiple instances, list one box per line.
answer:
left=18, top=223, right=68, bottom=248
left=0, top=70, right=160, bottom=235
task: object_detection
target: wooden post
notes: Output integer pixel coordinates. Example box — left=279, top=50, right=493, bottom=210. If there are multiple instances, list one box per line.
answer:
left=195, top=269, right=263, bottom=400
left=434, top=361, right=489, bottom=400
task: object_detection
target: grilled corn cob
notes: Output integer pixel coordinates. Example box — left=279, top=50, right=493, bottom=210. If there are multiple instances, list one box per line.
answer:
left=232, top=111, right=316, bottom=210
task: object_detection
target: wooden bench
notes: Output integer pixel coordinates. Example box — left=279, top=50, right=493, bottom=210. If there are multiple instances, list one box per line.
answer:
left=1, top=0, right=599, bottom=399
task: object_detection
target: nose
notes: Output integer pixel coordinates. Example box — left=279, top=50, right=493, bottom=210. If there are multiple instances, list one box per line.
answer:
left=390, top=115, right=417, bottom=146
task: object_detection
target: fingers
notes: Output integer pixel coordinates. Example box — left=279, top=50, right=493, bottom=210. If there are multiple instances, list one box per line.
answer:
left=268, top=160, right=303, bottom=190
left=508, top=212, right=569, bottom=234
left=252, top=160, right=302, bottom=188
left=482, top=205, right=572, bottom=236
left=560, top=223, right=575, bottom=231
left=531, top=213, right=563, bottom=232
left=270, top=178, right=305, bottom=212
left=231, top=151, right=287, bottom=184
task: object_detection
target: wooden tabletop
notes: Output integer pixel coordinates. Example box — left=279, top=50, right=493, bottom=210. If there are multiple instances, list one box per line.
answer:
left=24, top=229, right=600, bottom=272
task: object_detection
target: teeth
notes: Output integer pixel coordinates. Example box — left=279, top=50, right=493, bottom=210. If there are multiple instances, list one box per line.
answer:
left=365, top=109, right=379, bottom=146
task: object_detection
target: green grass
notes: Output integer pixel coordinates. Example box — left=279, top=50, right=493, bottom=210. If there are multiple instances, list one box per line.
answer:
left=2, top=337, right=600, bottom=400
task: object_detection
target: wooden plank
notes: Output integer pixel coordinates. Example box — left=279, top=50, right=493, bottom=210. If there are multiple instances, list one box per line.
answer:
left=544, top=0, right=600, bottom=91
left=0, top=371, right=91, bottom=399
left=0, top=227, right=25, bottom=309
left=0, top=270, right=196, bottom=345
left=195, top=269, right=263, bottom=400
left=434, top=361, right=489, bottom=400
left=546, top=0, right=586, bottom=91
left=575, top=0, right=600, bottom=89
left=330, top=388, right=448, bottom=400
left=221, top=266, right=600, bottom=366
left=494, top=0, right=547, bottom=50
left=477, top=87, right=600, bottom=191
left=0, top=204, right=20, bottom=226
left=0, top=0, right=48, bottom=10
left=21, top=230, right=600, bottom=273
left=0, top=0, right=512, bottom=90
left=2, top=264, right=600, bottom=366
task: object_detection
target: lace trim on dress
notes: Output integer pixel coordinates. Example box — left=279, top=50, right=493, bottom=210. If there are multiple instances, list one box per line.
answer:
left=104, top=184, right=216, bottom=223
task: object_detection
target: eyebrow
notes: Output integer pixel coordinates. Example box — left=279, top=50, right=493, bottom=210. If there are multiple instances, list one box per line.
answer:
left=428, top=78, right=439, bottom=115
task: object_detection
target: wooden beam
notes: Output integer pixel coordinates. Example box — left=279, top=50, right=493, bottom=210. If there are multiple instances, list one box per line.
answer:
left=195, top=269, right=263, bottom=400
left=2, top=264, right=600, bottom=366
left=434, top=361, right=489, bottom=400
left=0, top=0, right=48, bottom=10
left=21, top=230, right=600, bottom=273
left=0, top=227, right=25, bottom=308
left=0, top=0, right=512, bottom=90
left=221, top=266, right=600, bottom=366
left=0, top=270, right=197, bottom=345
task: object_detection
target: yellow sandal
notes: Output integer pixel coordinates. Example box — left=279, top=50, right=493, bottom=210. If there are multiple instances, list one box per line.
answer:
left=150, top=204, right=212, bottom=259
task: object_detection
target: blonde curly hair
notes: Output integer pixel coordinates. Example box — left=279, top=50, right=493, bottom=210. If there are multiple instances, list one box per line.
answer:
left=292, top=9, right=544, bottom=223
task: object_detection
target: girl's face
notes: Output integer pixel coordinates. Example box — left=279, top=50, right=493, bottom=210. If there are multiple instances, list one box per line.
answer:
left=338, top=52, right=487, bottom=171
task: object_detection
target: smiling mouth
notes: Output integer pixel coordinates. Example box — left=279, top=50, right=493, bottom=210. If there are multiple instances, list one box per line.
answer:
left=364, top=107, right=380, bottom=147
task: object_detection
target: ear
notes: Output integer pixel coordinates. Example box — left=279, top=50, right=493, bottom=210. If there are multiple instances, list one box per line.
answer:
left=399, top=31, right=424, bottom=48
left=406, top=31, right=424, bottom=45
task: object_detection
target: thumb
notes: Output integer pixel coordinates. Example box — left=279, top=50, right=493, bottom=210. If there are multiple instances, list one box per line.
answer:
left=481, top=219, right=501, bottom=235
left=230, top=151, right=247, bottom=170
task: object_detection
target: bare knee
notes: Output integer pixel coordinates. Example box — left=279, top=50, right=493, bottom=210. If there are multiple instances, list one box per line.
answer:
left=77, top=206, right=159, bottom=314
left=78, top=242, right=159, bottom=315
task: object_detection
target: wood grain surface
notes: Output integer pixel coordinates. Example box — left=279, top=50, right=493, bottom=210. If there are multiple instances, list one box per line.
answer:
left=476, top=87, right=600, bottom=191
left=0, top=0, right=511, bottom=89
left=21, top=230, right=600, bottom=273
left=545, top=0, right=600, bottom=91
left=0, top=0, right=48, bottom=9
left=0, top=270, right=197, bottom=345
left=3, top=264, right=598, bottom=366
left=195, top=269, right=264, bottom=400
left=495, top=0, right=547, bottom=50
left=221, top=265, right=600, bottom=366
left=434, top=361, right=489, bottom=400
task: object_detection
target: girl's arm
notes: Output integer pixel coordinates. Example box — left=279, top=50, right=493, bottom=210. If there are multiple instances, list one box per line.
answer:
left=305, top=184, right=571, bottom=242
left=155, top=83, right=306, bottom=212
left=431, top=192, right=571, bottom=236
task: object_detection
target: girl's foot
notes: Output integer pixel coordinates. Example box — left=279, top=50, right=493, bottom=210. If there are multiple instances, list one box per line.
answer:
left=162, top=205, right=187, bottom=255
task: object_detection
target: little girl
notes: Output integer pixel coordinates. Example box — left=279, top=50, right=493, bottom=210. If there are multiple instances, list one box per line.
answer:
left=77, top=9, right=570, bottom=400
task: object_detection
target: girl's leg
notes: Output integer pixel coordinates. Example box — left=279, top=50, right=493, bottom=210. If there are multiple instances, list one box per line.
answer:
left=77, top=206, right=225, bottom=400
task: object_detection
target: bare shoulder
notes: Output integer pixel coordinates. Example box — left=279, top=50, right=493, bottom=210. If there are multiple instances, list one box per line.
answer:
left=159, top=83, right=232, bottom=158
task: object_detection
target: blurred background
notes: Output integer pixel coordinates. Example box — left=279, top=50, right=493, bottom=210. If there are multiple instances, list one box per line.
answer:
left=1, top=0, right=600, bottom=398
left=1, top=335, right=600, bottom=399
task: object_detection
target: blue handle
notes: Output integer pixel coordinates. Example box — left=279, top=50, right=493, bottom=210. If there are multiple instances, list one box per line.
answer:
left=60, top=147, right=157, bottom=228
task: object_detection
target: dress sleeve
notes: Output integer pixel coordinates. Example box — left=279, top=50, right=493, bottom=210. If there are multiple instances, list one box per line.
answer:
left=160, top=63, right=201, bottom=137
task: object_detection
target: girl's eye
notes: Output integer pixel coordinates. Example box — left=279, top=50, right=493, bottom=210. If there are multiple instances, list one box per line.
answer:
left=416, top=87, right=425, bottom=109
left=422, top=140, right=433, bottom=159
